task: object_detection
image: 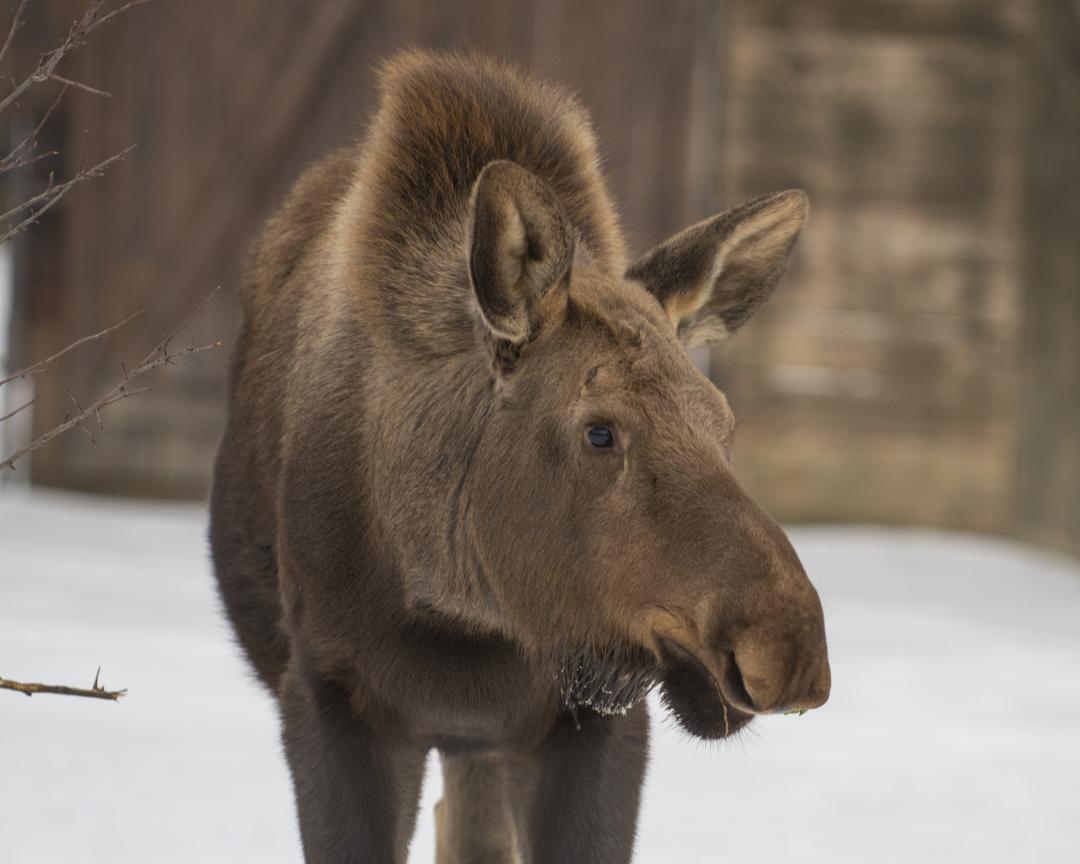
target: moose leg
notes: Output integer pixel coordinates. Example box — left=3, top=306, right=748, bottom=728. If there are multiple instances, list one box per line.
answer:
left=509, top=702, right=650, bottom=864
left=279, top=665, right=427, bottom=863
left=435, top=751, right=520, bottom=863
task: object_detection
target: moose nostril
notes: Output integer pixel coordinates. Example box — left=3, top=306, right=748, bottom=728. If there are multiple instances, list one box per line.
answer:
left=721, top=652, right=756, bottom=713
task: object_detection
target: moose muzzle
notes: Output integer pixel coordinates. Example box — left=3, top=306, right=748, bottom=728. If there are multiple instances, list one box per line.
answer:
left=649, top=488, right=831, bottom=728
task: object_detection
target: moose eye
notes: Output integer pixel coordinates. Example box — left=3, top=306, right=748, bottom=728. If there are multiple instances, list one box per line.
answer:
left=585, top=425, right=616, bottom=449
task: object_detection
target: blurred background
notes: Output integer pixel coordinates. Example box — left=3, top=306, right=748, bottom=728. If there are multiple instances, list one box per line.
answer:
left=2, top=3, right=1079, bottom=863
left=1, top=0, right=1077, bottom=556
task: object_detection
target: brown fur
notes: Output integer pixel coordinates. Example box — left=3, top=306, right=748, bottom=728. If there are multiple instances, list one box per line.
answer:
left=210, top=50, right=829, bottom=863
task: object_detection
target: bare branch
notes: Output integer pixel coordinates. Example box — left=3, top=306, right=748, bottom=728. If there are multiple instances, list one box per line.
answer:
left=0, top=144, right=134, bottom=246
left=83, top=0, right=153, bottom=36
left=0, top=84, right=67, bottom=173
left=0, top=0, right=29, bottom=71
left=0, top=396, right=34, bottom=422
left=0, top=168, right=57, bottom=223
left=48, top=72, right=109, bottom=98
left=0, top=146, right=58, bottom=177
left=0, top=308, right=142, bottom=388
left=0, top=289, right=221, bottom=471
left=155, top=283, right=221, bottom=350
left=0, top=0, right=152, bottom=116
left=0, top=667, right=126, bottom=701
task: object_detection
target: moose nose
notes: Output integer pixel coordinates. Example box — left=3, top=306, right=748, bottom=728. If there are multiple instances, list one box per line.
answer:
left=720, top=626, right=831, bottom=715
left=710, top=495, right=832, bottom=715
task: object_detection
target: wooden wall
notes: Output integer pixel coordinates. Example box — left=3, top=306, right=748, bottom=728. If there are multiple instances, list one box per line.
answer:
left=708, top=0, right=1080, bottom=557
left=3, top=0, right=1078, bottom=555
left=5, top=0, right=724, bottom=496
left=711, top=0, right=1031, bottom=533
left=1016, top=0, right=1080, bottom=554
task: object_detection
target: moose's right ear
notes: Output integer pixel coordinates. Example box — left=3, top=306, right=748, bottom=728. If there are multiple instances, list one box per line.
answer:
left=468, top=160, right=574, bottom=345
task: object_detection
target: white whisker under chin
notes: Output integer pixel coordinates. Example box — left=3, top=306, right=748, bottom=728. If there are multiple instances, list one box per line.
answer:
left=557, top=646, right=660, bottom=718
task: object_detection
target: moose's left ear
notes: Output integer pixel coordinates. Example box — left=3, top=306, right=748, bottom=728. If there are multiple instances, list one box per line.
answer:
left=626, top=190, right=808, bottom=346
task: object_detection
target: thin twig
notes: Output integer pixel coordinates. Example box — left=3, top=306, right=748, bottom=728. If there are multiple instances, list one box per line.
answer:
left=85, top=0, right=153, bottom=33
left=0, top=168, right=58, bottom=223
left=0, top=396, right=34, bottom=422
left=0, top=667, right=126, bottom=701
left=0, top=308, right=142, bottom=388
left=0, top=144, right=134, bottom=246
left=0, top=0, right=153, bottom=116
left=48, top=72, right=109, bottom=98
left=0, top=147, right=58, bottom=177
left=0, top=83, right=67, bottom=174
left=156, top=283, right=221, bottom=351
left=0, top=84, right=67, bottom=173
left=0, top=0, right=29, bottom=71
left=0, top=288, right=221, bottom=471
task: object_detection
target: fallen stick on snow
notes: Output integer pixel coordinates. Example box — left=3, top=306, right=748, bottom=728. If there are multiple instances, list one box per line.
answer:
left=0, top=666, right=126, bottom=701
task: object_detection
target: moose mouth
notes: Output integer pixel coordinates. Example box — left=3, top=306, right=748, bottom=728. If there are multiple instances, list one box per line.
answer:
left=557, top=640, right=754, bottom=739
left=655, top=637, right=755, bottom=739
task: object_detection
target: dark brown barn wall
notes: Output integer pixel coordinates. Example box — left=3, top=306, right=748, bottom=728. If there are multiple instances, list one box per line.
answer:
left=4, top=0, right=1079, bottom=556
left=7, top=0, right=718, bottom=497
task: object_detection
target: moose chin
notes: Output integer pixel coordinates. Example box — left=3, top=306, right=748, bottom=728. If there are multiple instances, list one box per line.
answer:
left=210, top=49, right=830, bottom=863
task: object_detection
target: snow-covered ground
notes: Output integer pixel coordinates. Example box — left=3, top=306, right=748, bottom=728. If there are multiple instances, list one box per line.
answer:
left=2, top=488, right=1079, bottom=863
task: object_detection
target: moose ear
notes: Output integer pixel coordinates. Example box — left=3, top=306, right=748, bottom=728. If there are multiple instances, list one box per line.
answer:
left=468, top=160, right=574, bottom=345
left=626, top=190, right=808, bottom=346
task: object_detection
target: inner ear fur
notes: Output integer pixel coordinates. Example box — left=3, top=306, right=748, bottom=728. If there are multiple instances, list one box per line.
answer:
left=627, top=189, right=808, bottom=347
left=469, top=160, right=574, bottom=345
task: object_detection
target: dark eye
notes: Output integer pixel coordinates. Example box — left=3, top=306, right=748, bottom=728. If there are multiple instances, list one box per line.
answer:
left=585, top=425, right=615, bottom=449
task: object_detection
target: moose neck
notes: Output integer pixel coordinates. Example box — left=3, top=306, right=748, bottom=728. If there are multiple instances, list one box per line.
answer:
left=358, top=339, right=511, bottom=632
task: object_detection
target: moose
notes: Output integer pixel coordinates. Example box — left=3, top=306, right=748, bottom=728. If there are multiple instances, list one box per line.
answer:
left=210, top=50, right=830, bottom=863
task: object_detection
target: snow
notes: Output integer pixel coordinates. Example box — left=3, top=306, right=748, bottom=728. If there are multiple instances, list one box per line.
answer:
left=2, top=488, right=1079, bottom=863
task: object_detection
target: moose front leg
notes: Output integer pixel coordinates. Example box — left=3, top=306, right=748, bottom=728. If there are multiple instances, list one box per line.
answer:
left=510, top=702, right=650, bottom=864
left=279, top=665, right=427, bottom=863
left=436, top=750, right=520, bottom=863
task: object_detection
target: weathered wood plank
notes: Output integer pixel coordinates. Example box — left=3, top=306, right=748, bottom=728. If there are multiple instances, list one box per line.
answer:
left=1014, top=0, right=1080, bottom=556
left=730, top=0, right=1035, bottom=41
left=714, top=0, right=1031, bottom=537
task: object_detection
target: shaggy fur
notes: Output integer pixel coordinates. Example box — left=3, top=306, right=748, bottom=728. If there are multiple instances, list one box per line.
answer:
left=210, top=50, right=829, bottom=863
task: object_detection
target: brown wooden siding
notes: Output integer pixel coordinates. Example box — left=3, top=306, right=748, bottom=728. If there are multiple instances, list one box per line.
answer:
left=710, top=0, right=1033, bottom=536
left=6, top=0, right=722, bottom=496
left=1016, top=0, right=1080, bottom=554
left=3, top=0, right=1078, bottom=556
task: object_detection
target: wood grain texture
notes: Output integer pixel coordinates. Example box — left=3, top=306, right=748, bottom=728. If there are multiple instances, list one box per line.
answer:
left=711, top=0, right=1054, bottom=541
left=1015, top=0, right=1080, bottom=556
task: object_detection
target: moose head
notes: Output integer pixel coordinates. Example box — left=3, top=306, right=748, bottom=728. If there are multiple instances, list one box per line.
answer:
left=458, top=160, right=830, bottom=738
